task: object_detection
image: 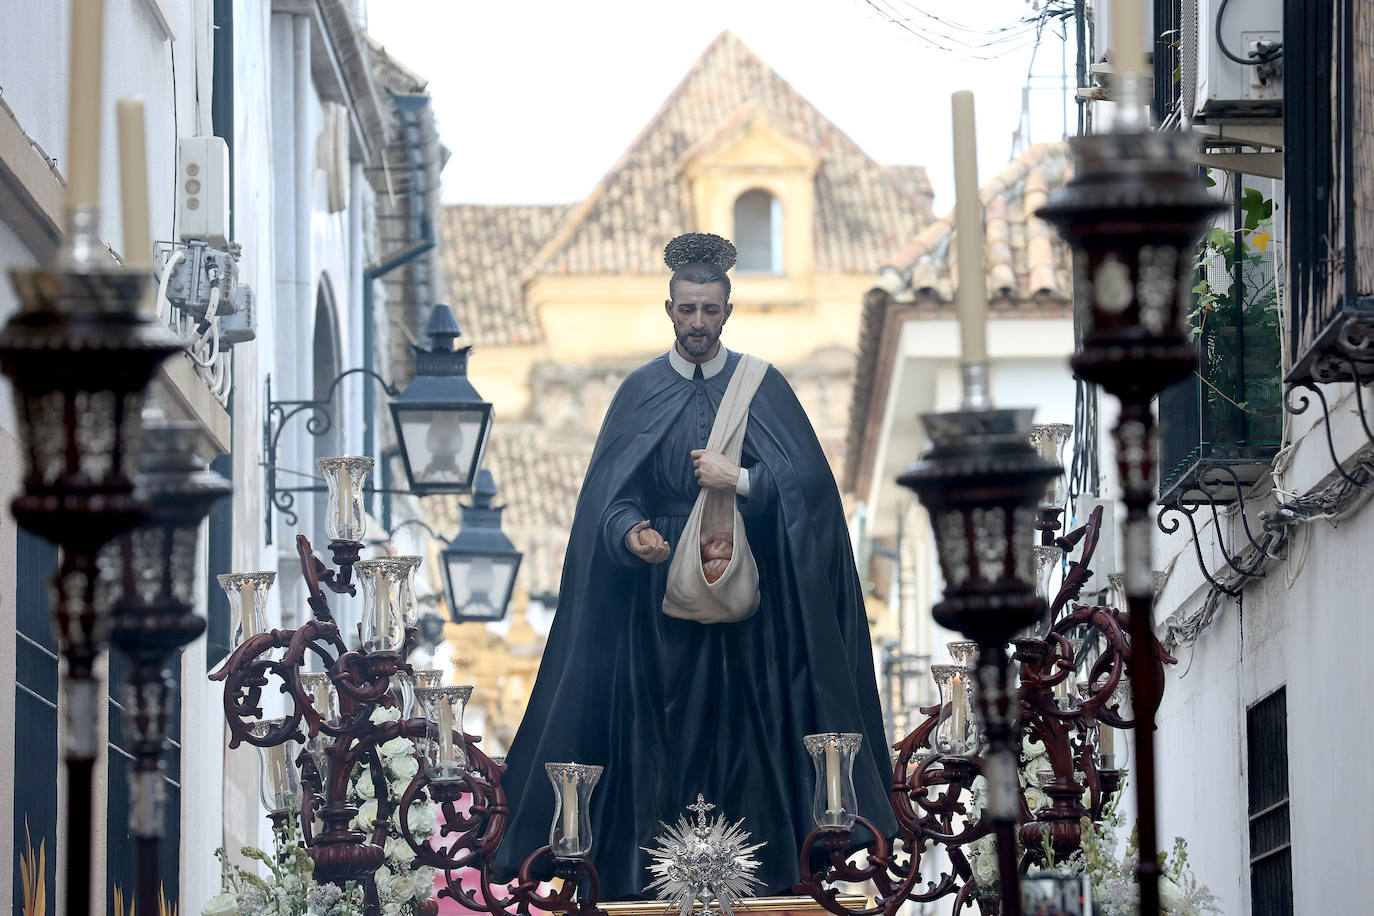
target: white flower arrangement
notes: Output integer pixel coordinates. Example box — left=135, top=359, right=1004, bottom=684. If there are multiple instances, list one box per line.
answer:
left=205, top=811, right=362, bottom=916
left=348, top=729, right=438, bottom=916
left=1028, top=780, right=1222, bottom=916
left=204, top=718, right=440, bottom=916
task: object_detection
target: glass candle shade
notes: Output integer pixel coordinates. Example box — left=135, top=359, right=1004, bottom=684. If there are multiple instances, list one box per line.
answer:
left=396, top=668, right=443, bottom=719
left=932, top=664, right=978, bottom=756
left=355, top=558, right=410, bottom=653
left=546, top=762, right=603, bottom=859
left=804, top=733, right=862, bottom=831
left=300, top=672, right=338, bottom=726
left=417, top=685, right=472, bottom=782
left=396, top=555, right=423, bottom=629
left=218, top=571, right=275, bottom=650
left=317, top=456, right=373, bottom=543
left=947, top=640, right=979, bottom=668
left=251, top=717, right=300, bottom=814
left=1028, top=423, right=1073, bottom=510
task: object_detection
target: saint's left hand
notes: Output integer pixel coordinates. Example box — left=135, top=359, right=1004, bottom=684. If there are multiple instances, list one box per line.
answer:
left=691, top=449, right=740, bottom=491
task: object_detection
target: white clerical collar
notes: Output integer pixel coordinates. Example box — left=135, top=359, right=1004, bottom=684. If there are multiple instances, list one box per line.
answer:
left=668, top=344, right=730, bottom=380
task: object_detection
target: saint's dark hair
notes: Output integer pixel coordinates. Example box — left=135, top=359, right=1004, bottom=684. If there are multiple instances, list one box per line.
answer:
left=664, top=233, right=736, bottom=302
left=669, top=261, right=732, bottom=302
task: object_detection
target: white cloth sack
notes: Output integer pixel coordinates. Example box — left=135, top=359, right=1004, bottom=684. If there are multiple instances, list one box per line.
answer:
left=662, top=354, right=770, bottom=624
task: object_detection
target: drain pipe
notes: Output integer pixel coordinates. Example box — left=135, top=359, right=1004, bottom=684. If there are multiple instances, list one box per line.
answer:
left=362, top=217, right=435, bottom=510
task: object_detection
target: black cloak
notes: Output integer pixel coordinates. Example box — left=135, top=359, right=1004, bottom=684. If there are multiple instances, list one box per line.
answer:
left=493, top=351, right=896, bottom=900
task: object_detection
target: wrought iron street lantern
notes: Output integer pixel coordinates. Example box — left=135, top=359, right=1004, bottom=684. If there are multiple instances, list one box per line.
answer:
left=390, top=304, right=493, bottom=496
left=440, top=469, right=522, bottom=623
left=264, top=303, right=494, bottom=540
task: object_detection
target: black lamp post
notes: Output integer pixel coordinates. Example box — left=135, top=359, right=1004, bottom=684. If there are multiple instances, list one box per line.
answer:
left=390, top=304, right=493, bottom=496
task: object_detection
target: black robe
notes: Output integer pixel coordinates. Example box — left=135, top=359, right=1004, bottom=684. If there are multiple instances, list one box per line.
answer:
left=493, top=351, right=896, bottom=900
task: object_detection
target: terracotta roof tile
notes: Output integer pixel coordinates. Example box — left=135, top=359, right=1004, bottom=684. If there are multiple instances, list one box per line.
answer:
left=438, top=204, right=569, bottom=346
left=527, top=31, right=933, bottom=279
left=884, top=142, right=1074, bottom=306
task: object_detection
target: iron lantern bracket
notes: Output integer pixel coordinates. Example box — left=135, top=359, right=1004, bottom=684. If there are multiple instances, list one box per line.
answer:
left=262, top=369, right=405, bottom=544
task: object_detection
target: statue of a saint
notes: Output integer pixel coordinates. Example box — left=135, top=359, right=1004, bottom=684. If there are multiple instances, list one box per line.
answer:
left=495, top=233, right=895, bottom=899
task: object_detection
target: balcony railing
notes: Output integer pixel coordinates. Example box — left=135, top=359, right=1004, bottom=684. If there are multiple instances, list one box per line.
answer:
left=1159, top=177, right=1283, bottom=506
left=1284, top=0, right=1374, bottom=385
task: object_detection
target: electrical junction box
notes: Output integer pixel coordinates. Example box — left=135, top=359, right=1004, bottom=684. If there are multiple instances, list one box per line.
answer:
left=1189, top=0, right=1283, bottom=122
left=176, top=136, right=230, bottom=247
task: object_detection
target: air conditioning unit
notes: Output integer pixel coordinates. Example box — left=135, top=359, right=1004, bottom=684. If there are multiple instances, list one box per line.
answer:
left=1185, top=0, right=1283, bottom=123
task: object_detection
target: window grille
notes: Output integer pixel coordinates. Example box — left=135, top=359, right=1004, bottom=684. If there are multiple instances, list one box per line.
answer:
left=1247, top=687, right=1293, bottom=916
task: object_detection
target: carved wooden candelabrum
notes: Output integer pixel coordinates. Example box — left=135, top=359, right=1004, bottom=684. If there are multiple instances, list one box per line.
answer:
left=212, top=456, right=608, bottom=916
left=794, top=506, right=1174, bottom=916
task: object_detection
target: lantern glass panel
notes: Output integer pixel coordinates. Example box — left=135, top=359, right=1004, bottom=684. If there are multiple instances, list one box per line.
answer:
left=445, top=551, right=518, bottom=621
left=394, top=407, right=488, bottom=490
left=217, top=572, right=275, bottom=650
left=546, top=762, right=603, bottom=859
left=416, top=685, right=472, bottom=782
left=804, top=732, right=861, bottom=830
left=355, top=559, right=409, bottom=653
left=317, top=456, right=373, bottom=542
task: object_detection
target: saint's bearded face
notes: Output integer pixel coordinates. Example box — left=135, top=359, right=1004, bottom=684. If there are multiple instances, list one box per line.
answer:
left=665, top=280, right=732, bottom=360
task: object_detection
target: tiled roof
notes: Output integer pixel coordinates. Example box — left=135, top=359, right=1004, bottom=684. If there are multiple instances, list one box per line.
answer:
left=526, top=31, right=934, bottom=278
left=438, top=204, right=569, bottom=346
left=842, top=142, right=1075, bottom=493
left=427, top=423, right=593, bottom=597
left=882, top=165, right=935, bottom=211
left=883, top=142, right=1073, bottom=305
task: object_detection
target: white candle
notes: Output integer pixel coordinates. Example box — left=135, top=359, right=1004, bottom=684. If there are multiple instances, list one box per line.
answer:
left=312, top=679, right=330, bottom=719
left=437, top=697, right=454, bottom=768
left=240, top=580, right=258, bottom=639
left=825, top=740, right=842, bottom=813
left=950, top=674, right=969, bottom=745
left=1100, top=723, right=1115, bottom=757
left=115, top=98, right=151, bottom=269
left=66, top=0, right=105, bottom=212
left=1112, top=0, right=1146, bottom=85
left=950, top=91, right=988, bottom=364
left=374, top=574, right=391, bottom=645
left=561, top=773, right=579, bottom=845
left=336, top=465, right=352, bottom=537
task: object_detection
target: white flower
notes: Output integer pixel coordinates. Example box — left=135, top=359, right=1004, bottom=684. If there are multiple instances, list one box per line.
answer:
left=1159, top=875, right=1184, bottom=912
left=971, top=840, right=1000, bottom=888
left=388, top=754, right=419, bottom=781
left=353, top=774, right=377, bottom=799
left=408, top=801, right=439, bottom=835
left=385, top=836, right=418, bottom=866
left=352, top=798, right=379, bottom=831
left=202, top=892, right=241, bottom=916
left=1024, top=754, right=1055, bottom=787
left=410, top=866, right=437, bottom=900
left=379, top=736, right=413, bottom=759
left=370, top=706, right=402, bottom=724
left=1022, top=735, right=1047, bottom=760
left=1025, top=785, right=1049, bottom=814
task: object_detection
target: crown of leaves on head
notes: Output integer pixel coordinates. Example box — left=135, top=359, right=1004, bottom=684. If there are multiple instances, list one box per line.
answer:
left=663, top=233, right=738, bottom=273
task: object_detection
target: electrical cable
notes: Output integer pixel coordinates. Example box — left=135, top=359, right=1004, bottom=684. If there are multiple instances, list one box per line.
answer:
left=1215, top=0, right=1283, bottom=65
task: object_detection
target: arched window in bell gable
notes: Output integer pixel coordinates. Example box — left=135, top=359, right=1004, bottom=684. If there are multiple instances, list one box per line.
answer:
left=734, top=189, right=783, bottom=274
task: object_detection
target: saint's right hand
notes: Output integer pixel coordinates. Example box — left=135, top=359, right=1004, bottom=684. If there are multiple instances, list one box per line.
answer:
left=626, top=520, right=671, bottom=564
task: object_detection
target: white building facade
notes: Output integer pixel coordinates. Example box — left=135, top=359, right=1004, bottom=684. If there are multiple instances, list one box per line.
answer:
left=0, top=1, right=440, bottom=912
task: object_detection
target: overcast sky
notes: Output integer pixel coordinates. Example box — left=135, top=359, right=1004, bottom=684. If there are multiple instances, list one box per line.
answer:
left=365, top=0, right=1078, bottom=215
